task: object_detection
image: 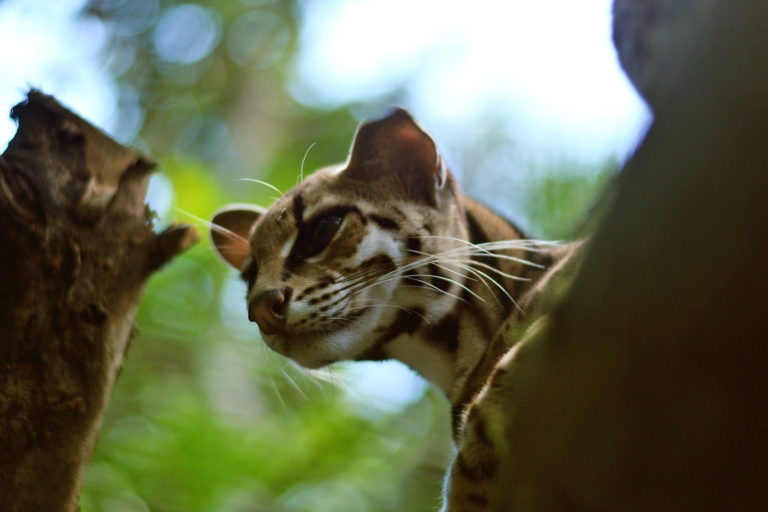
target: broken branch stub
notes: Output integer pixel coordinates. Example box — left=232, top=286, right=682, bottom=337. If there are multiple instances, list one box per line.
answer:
left=0, top=90, right=198, bottom=511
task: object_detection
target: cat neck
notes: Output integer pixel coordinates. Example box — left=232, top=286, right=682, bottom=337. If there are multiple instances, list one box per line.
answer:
left=375, top=195, right=547, bottom=403
left=461, top=196, right=527, bottom=251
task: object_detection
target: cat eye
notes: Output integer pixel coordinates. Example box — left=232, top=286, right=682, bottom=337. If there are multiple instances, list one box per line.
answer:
left=289, top=209, right=347, bottom=263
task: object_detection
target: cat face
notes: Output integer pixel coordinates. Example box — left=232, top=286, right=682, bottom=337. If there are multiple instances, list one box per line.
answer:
left=211, top=108, right=469, bottom=368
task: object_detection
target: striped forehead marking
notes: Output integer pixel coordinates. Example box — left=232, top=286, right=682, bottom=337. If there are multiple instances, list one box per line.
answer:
left=292, top=194, right=304, bottom=226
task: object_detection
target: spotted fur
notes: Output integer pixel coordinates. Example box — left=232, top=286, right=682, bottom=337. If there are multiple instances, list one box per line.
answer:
left=211, top=108, right=580, bottom=511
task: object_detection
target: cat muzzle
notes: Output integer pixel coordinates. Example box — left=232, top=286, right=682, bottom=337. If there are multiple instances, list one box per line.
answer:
left=249, top=287, right=292, bottom=335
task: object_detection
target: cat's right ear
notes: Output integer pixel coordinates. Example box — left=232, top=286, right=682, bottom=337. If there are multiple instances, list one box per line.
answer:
left=342, top=107, right=447, bottom=205
left=210, top=204, right=264, bottom=269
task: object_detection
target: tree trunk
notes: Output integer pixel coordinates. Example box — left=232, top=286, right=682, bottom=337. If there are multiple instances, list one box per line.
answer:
left=0, top=91, right=197, bottom=511
left=492, top=1, right=768, bottom=509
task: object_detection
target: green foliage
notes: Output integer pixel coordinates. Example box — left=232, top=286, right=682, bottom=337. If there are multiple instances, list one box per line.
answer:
left=523, top=161, right=615, bottom=239
left=77, top=1, right=613, bottom=510
left=83, top=377, right=449, bottom=512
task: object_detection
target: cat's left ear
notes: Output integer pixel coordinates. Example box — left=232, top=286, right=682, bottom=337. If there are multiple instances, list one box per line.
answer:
left=210, top=204, right=265, bottom=269
left=342, top=107, right=447, bottom=203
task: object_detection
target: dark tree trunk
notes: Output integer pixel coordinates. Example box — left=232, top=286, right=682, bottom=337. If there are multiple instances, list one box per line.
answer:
left=0, top=91, right=197, bottom=511
left=492, top=1, right=768, bottom=510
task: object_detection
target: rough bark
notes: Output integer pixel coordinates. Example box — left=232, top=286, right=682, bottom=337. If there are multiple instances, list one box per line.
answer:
left=492, top=0, right=768, bottom=510
left=0, top=91, right=197, bottom=511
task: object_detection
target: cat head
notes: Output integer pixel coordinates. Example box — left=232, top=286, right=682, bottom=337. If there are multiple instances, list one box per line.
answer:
left=211, top=108, right=468, bottom=368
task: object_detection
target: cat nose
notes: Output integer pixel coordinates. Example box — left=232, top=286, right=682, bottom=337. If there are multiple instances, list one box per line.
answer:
left=249, top=287, right=292, bottom=335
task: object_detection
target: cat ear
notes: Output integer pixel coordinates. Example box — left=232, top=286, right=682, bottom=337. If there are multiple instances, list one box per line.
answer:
left=342, top=107, right=447, bottom=202
left=210, top=204, right=264, bottom=269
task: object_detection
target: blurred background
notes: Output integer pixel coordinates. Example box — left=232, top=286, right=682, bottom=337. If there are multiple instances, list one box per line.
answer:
left=0, top=0, right=648, bottom=510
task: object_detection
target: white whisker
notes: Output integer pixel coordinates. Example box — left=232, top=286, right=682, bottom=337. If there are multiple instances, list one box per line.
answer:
left=253, top=342, right=291, bottom=407
left=298, top=142, right=317, bottom=185
left=340, top=301, right=432, bottom=325
left=280, top=367, right=308, bottom=400
left=177, top=208, right=247, bottom=243
left=403, top=272, right=484, bottom=302
left=399, top=275, right=469, bottom=304
left=238, top=178, right=285, bottom=197
left=304, top=366, right=340, bottom=386
left=443, top=257, right=533, bottom=282
left=420, top=235, right=560, bottom=251
left=267, top=367, right=288, bottom=412
left=431, top=259, right=511, bottom=306
left=417, top=236, right=557, bottom=267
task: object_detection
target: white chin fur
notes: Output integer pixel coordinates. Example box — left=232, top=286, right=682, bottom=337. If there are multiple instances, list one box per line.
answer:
left=261, top=303, right=391, bottom=368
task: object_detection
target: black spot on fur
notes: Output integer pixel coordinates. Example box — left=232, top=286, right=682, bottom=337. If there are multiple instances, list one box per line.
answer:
left=428, top=262, right=450, bottom=292
left=474, top=419, right=491, bottom=445
left=464, top=208, right=515, bottom=317
left=355, top=308, right=423, bottom=361
left=406, top=235, right=421, bottom=254
left=426, top=313, right=459, bottom=352
left=309, top=293, right=335, bottom=306
left=360, top=254, right=396, bottom=273
left=292, top=194, right=304, bottom=226
left=460, top=286, right=495, bottom=341
left=451, top=403, right=466, bottom=442
left=403, top=268, right=420, bottom=286
left=466, top=493, right=488, bottom=507
left=369, top=214, right=399, bottom=230
left=510, top=249, right=551, bottom=300
left=456, top=452, right=497, bottom=483
left=298, top=286, right=315, bottom=300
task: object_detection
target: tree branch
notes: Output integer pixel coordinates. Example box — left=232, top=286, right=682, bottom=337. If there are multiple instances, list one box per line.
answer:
left=492, top=1, right=768, bottom=509
left=0, top=90, right=196, bottom=511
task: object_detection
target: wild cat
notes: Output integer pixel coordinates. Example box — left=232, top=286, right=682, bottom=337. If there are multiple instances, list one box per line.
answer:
left=210, top=108, right=579, bottom=511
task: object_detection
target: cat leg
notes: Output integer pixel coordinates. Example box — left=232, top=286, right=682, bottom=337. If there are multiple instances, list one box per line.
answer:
left=441, top=340, right=529, bottom=512
left=442, top=397, right=500, bottom=511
